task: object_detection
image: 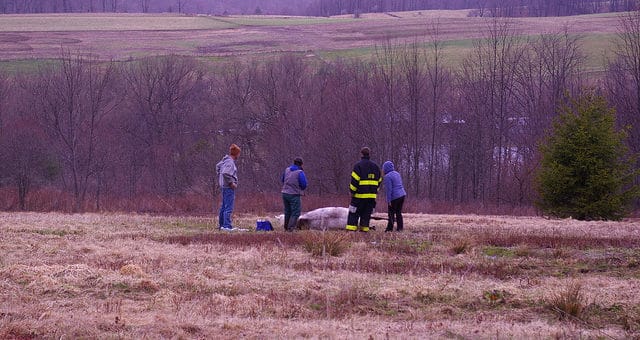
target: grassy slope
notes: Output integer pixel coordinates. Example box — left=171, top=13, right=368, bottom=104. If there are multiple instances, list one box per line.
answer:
left=0, top=11, right=624, bottom=71
left=0, top=13, right=238, bottom=31
left=1, top=212, right=638, bottom=338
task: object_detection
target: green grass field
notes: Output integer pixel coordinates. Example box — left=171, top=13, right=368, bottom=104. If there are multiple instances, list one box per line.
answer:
left=316, top=32, right=616, bottom=71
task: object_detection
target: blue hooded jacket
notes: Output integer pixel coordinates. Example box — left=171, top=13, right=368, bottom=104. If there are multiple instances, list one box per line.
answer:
left=382, top=161, right=406, bottom=203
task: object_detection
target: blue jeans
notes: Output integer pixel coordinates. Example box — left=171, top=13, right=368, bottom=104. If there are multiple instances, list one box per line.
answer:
left=282, top=193, right=301, bottom=230
left=218, top=187, right=235, bottom=229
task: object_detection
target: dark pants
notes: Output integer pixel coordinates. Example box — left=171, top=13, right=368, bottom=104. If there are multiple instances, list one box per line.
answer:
left=218, top=187, right=235, bottom=229
left=282, top=193, right=301, bottom=231
left=346, top=198, right=376, bottom=232
left=386, top=195, right=405, bottom=232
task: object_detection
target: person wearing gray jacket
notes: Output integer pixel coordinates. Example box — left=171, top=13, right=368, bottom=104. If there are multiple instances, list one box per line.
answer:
left=281, top=157, right=308, bottom=231
left=216, top=144, right=241, bottom=230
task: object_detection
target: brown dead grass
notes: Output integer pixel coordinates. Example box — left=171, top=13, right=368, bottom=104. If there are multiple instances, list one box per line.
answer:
left=1, top=212, right=639, bottom=338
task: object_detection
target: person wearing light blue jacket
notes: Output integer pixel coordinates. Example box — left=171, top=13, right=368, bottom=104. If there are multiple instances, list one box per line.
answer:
left=281, top=157, right=308, bottom=231
left=382, top=160, right=407, bottom=232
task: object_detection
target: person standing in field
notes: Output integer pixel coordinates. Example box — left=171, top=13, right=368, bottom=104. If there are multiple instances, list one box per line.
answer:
left=346, top=147, right=381, bottom=232
left=382, top=160, right=407, bottom=232
left=281, top=157, right=308, bottom=231
left=216, top=143, right=241, bottom=231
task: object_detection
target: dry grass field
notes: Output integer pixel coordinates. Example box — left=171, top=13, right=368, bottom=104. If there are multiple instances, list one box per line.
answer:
left=1, top=211, right=639, bottom=338
left=0, top=10, right=625, bottom=69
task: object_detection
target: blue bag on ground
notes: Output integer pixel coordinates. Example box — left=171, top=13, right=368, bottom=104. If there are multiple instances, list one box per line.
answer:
left=256, top=219, right=273, bottom=231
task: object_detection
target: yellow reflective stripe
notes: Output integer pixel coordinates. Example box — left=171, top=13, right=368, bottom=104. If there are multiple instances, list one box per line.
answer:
left=346, top=225, right=358, bottom=231
left=359, top=180, right=379, bottom=186
left=350, top=184, right=357, bottom=192
left=359, top=226, right=369, bottom=232
left=354, top=193, right=377, bottom=199
left=351, top=171, right=360, bottom=181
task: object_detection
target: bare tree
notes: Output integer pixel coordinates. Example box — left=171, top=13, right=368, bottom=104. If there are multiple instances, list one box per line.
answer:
left=400, top=39, right=427, bottom=197
left=511, top=28, right=584, bottom=205
left=0, top=75, right=52, bottom=210
left=25, top=52, right=117, bottom=212
left=0, top=116, right=54, bottom=210
left=459, top=18, right=524, bottom=205
left=307, top=59, right=373, bottom=194
left=375, top=39, right=403, bottom=164
left=0, top=72, right=8, bottom=136
left=210, top=60, right=264, bottom=190
left=607, top=10, right=640, bottom=195
left=177, top=0, right=188, bottom=13
left=122, top=55, right=207, bottom=198
left=425, top=21, right=451, bottom=200
left=254, top=54, right=316, bottom=191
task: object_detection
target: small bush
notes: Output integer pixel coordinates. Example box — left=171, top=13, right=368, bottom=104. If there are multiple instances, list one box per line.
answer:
left=450, top=237, right=472, bottom=255
left=301, top=231, right=349, bottom=257
left=483, top=289, right=510, bottom=304
left=329, top=283, right=383, bottom=317
left=549, top=281, right=587, bottom=320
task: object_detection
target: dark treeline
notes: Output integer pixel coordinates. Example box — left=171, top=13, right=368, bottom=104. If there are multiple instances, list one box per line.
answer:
left=2, top=14, right=640, bottom=213
left=305, top=0, right=639, bottom=17
left=1, top=0, right=638, bottom=16
left=474, top=0, right=639, bottom=17
left=0, top=0, right=315, bottom=15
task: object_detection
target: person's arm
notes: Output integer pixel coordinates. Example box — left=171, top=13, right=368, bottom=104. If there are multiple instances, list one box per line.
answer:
left=349, top=165, right=360, bottom=195
left=221, top=161, right=237, bottom=188
left=223, top=173, right=236, bottom=188
left=298, top=171, right=308, bottom=190
left=384, top=175, right=392, bottom=204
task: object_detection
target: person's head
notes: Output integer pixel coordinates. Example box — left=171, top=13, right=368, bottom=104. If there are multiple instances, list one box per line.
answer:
left=293, top=157, right=303, bottom=167
left=229, top=143, right=241, bottom=159
left=382, top=161, right=395, bottom=175
left=360, top=147, right=370, bottom=159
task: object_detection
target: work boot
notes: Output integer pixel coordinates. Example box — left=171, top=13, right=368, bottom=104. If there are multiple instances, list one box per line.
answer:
left=288, top=217, right=299, bottom=231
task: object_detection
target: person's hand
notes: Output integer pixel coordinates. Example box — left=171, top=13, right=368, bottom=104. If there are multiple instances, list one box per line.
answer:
left=230, top=183, right=237, bottom=189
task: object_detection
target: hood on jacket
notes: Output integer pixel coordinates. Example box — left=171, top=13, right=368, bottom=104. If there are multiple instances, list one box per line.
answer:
left=383, top=161, right=395, bottom=174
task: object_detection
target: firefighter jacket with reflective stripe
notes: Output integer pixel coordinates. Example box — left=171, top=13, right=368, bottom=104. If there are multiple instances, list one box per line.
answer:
left=350, top=156, right=381, bottom=199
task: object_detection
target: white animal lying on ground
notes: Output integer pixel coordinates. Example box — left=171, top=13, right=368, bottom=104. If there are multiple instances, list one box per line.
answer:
left=275, top=207, right=386, bottom=231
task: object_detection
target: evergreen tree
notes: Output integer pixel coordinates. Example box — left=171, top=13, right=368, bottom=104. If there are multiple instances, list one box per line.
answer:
left=536, top=91, right=639, bottom=220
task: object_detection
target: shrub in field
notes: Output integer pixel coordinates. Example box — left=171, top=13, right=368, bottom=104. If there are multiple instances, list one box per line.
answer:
left=301, top=231, right=349, bottom=257
left=482, top=289, right=510, bottom=305
left=548, top=281, right=587, bottom=319
left=329, top=283, right=384, bottom=317
left=536, top=92, right=639, bottom=221
left=449, top=236, right=472, bottom=255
